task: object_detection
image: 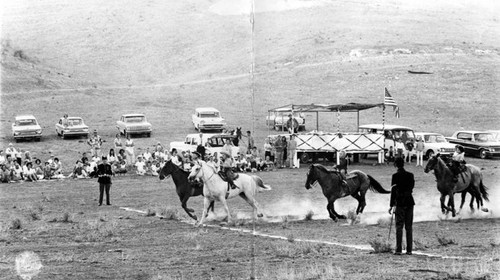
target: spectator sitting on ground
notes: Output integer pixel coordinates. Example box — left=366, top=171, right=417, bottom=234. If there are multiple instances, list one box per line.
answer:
left=114, top=160, right=128, bottom=175
left=69, top=160, right=88, bottom=179
left=143, top=147, right=152, bottom=162
left=43, top=162, right=52, bottom=180
left=24, top=162, right=38, bottom=182
left=264, top=156, right=274, bottom=171
left=150, top=161, right=160, bottom=176
left=256, top=157, right=267, bottom=172
left=0, top=150, right=5, bottom=165
left=135, top=155, right=146, bottom=175
left=11, top=161, right=24, bottom=181
left=108, top=149, right=118, bottom=164
left=50, top=158, right=64, bottom=179
left=81, top=152, right=89, bottom=164
left=235, top=153, right=248, bottom=172
left=34, top=158, right=44, bottom=179
left=0, top=164, right=12, bottom=183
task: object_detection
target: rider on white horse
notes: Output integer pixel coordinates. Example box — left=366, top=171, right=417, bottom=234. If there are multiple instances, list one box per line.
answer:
left=220, top=151, right=237, bottom=189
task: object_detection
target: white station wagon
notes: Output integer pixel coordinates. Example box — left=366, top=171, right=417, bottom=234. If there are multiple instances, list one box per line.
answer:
left=191, top=107, right=226, bottom=132
left=12, top=115, right=42, bottom=142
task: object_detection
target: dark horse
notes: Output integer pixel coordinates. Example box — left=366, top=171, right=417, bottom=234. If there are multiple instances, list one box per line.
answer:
left=159, top=160, right=214, bottom=220
left=305, top=164, right=391, bottom=221
left=424, top=154, right=489, bottom=217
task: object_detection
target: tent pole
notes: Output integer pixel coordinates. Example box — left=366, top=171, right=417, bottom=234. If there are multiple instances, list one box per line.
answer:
left=357, top=110, right=360, bottom=132
left=316, top=112, right=319, bottom=131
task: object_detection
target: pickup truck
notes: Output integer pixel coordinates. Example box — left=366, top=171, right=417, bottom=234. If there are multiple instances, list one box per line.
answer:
left=116, top=114, right=152, bottom=137
left=12, top=115, right=42, bottom=142
left=170, top=133, right=239, bottom=159
left=191, top=107, right=226, bottom=132
left=446, top=130, right=500, bottom=159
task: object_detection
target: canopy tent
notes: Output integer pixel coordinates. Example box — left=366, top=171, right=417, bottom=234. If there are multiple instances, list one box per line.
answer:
left=268, top=103, right=384, bottom=132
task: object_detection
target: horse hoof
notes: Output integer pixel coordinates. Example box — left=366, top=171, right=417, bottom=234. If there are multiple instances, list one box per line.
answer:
left=192, top=215, right=198, bottom=221
left=339, top=215, right=347, bottom=220
left=481, top=207, right=489, bottom=213
left=257, top=213, right=263, bottom=218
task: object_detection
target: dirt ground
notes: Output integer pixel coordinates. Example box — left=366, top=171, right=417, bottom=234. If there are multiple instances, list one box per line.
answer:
left=1, top=0, right=500, bottom=279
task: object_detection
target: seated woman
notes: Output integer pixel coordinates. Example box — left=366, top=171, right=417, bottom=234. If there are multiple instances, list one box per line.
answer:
left=33, top=158, right=44, bottom=180
left=50, top=158, right=65, bottom=179
left=43, top=162, right=52, bottom=180
left=0, top=164, right=12, bottom=183
left=114, top=160, right=128, bottom=175
left=11, top=162, right=24, bottom=181
left=108, top=149, right=118, bottom=164
left=69, top=160, right=88, bottom=179
left=150, top=161, right=160, bottom=176
left=24, top=162, right=38, bottom=182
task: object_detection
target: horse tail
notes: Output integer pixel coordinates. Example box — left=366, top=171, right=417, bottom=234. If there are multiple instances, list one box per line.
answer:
left=479, top=179, right=489, bottom=202
left=251, top=175, right=272, bottom=191
left=367, top=175, right=391, bottom=194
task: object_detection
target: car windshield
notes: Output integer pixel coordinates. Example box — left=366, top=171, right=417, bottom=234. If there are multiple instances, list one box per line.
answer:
left=125, top=116, right=145, bottom=123
left=200, top=112, right=219, bottom=118
left=425, top=135, right=447, bottom=143
left=68, top=119, right=82, bottom=126
left=15, top=119, right=37, bottom=126
left=475, top=133, right=495, bottom=142
left=208, top=137, right=232, bottom=147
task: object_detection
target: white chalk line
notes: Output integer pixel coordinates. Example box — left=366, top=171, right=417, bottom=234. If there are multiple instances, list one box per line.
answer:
left=119, top=206, right=482, bottom=260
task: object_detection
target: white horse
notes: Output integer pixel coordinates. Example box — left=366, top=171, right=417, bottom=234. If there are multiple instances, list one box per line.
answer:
left=188, top=161, right=271, bottom=226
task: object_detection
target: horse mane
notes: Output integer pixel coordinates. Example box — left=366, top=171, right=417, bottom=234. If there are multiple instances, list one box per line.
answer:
left=312, top=164, right=329, bottom=173
left=165, top=160, right=189, bottom=175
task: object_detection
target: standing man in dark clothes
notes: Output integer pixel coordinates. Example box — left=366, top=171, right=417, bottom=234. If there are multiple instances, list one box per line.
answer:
left=196, top=133, right=206, bottom=160
left=388, top=157, right=415, bottom=255
left=97, top=156, right=113, bottom=206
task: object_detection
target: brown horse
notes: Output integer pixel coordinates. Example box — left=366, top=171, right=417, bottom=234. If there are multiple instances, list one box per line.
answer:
left=159, top=160, right=214, bottom=220
left=305, top=164, right=390, bottom=221
left=424, top=154, right=489, bottom=217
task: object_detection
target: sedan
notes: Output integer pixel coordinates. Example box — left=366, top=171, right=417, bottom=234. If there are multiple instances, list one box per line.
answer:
left=55, top=117, right=89, bottom=139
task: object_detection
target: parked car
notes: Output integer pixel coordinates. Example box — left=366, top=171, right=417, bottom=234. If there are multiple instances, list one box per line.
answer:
left=116, top=114, right=152, bottom=137
left=12, top=115, right=42, bottom=142
left=414, top=132, right=456, bottom=159
left=169, top=133, right=239, bottom=158
left=266, top=111, right=306, bottom=131
left=358, top=124, right=415, bottom=151
left=485, top=130, right=500, bottom=141
left=55, top=117, right=89, bottom=139
left=191, top=107, right=226, bottom=132
left=446, top=130, right=500, bottom=159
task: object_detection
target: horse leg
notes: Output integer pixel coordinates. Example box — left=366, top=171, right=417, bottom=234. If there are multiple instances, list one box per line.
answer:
left=328, top=198, right=346, bottom=220
left=351, top=193, right=363, bottom=214
left=196, top=197, right=212, bottom=227
left=357, top=190, right=368, bottom=214
left=440, top=193, right=448, bottom=214
left=207, top=201, right=215, bottom=215
left=448, top=191, right=456, bottom=217
left=180, top=195, right=198, bottom=221
left=219, top=196, right=232, bottom=224
left=457, top=192, right=467, bottom=215
left=239, top=193, right=264, bottom=218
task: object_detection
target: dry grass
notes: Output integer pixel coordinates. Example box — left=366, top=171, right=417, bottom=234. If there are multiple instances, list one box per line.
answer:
left=145, top=208, right=157, bottom=217
left=304, top=210, right=314, bottom=221
left=368, top=238, right=393, bottom=253
left=9, top=218, right=22, bottom=230
left=435, top=232, right=456, bottom=246
left=258, top=261, right=346, bottom=280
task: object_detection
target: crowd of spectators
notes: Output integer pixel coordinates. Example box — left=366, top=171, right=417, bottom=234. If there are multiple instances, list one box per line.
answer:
left=0, top=130, right=300, bottom=184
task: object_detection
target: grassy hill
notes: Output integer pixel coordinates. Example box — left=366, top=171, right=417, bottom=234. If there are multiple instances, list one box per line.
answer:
left=1, top=0, right=499, bottom=168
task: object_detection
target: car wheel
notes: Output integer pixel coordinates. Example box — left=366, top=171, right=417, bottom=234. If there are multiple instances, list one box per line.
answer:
left=426, top=150, right=434, bottom=160
left=479, top=149, right=488, bottom=159
left=147, top=132, right=151, bottom=138
left=299, top=152, right=310, bottom=164
left=35, top=137, right=41, bottom=142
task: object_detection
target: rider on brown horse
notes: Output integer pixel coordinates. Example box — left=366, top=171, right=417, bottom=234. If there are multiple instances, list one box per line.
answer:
left=449, top=145, right=466, bottom=182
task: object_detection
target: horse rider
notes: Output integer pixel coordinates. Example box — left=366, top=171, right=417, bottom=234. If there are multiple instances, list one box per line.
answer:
left=389, top=157, right=415, bottom=255
left=334, top=150, right=348, bottom=184
left=220, top=151, right=237, bottom=189
left=449, top=145, right=466, bottom=182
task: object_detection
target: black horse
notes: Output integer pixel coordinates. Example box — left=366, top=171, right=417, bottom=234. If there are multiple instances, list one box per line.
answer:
left=305, top=164, right=390, bottom=221
left=159, top=160, right=214, bottom=220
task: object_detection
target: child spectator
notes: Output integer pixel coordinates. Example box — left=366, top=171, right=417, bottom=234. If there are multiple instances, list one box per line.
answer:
left=134, top=155, right=146, bottom=175
left=256, top=157, right=267, bottom=171
left=151, top=162, right=160, bottom=176
left=264, top=156, right=274, bottom=171
left=43, top=162, right=52, bottom=180
left=0, top=164, right=12, bottom=183
left=143, top=148, right=152, bottom=162
left=235, top=154, right=248, bottom=172
left=108, top=149, right=117, bottom=164
left=69, top=160, right=88, bottom=179
left=50, top=158, right=63, bottom=178
left=115, top=160, right=128, bottom=175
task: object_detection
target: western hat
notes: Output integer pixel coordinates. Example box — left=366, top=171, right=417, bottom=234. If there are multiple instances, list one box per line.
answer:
left=192, top=151, right=202, bottom=158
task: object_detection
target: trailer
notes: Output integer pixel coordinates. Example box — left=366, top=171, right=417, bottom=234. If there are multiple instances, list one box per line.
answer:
left=267, top=131, right=385, bottom=164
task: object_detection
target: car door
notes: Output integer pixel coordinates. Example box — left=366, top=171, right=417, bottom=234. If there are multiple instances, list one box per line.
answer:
left=456, top=132, right=473, bottom=155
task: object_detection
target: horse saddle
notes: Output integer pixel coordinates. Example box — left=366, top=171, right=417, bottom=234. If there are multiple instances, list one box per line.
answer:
left=218, top=171, right=239, bottom=182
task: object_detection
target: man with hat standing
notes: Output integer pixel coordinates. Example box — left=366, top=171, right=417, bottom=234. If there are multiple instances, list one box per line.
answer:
left=220, top=151, right=237, bottom=189
left=286, top=114, right=299, bottom=134
left=97, top=156, right=113, bottom=206
left=388, top=157, right=415, bottom=255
